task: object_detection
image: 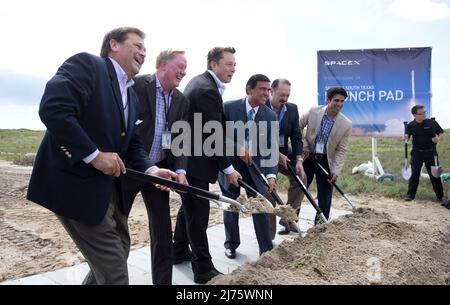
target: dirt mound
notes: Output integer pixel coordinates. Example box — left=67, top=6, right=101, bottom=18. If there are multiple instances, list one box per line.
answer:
left=210, top=207, right=450, bottom=285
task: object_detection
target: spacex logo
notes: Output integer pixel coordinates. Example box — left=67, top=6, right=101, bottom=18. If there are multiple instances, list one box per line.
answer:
left=324, top=60, right=362, bottom=66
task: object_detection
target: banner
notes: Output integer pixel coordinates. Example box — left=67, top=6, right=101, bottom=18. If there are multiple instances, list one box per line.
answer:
left=317, top=48, right=431, bottom=137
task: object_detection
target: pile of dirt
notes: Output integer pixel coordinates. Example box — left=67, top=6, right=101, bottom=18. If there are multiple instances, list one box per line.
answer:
left=211, top=204, right=450, bottom=285
left=235, top=194, right=298, bottom=221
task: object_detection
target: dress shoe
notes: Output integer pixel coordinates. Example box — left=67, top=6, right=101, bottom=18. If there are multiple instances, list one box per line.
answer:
left=278, top=227, right=290, bottom=235
left=278, top=218, right=290, bottom=235
left=279, top=218, right=289, bottom=227
left=224, top=248, right=236, bottom=259
left=288, top=221, right=299, bottom=233
left=173, top=252, right=192, bottom=265
left=193, top=268, right=223, bottom=284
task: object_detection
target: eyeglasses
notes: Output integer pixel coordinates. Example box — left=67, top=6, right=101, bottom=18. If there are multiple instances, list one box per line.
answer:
left=416, top=111, right=427, bottom=115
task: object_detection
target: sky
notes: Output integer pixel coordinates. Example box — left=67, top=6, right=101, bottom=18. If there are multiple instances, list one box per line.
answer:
left=1, top=0, right=449, bottom=130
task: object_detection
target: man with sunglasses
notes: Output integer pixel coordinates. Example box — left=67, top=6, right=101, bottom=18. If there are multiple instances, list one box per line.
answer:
left=404, top=105, right=444, bottom=203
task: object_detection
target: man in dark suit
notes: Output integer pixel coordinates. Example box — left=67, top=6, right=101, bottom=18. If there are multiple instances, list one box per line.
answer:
left=120, top=50, right=190, bottom=285
left=266, top=79, right=305, bottom=235
left=219, top=74, right=279, bottom=258
left=172, top=47, right=242, bottom=284
left=26, top=27, right=176, bottom=285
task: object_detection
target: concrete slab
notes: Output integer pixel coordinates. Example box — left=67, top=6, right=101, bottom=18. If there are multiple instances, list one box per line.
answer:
left=41, top=263, right=89, bottom=285
left=1, top=273, right=57, bottom=285
left=172, top=263, right=196, bottom=285
left=1, top=204, right=351, bottom=285
left=128, top=264, right=152, bottom=285
left=127, top=249, right=151, bottom=273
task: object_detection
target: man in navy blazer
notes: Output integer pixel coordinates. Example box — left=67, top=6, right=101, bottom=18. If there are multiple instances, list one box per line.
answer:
left=218, top=74, right=279, bottom=258
left=266, top=79, right=305, bottom=235
left=27, top=27, right=176, bottom=285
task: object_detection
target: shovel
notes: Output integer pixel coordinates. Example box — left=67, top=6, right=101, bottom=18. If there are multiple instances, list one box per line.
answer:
left=248, top=161, right=302, bottom=233
left=402, top=121, right=412, bottom=180
left=309, top=158, right=357, bottom=212
left=431, top=155, right=442, bottom=178
left=238, top=179, right=274, bottom=211
left=286, top=163, right=328, bottom=224
left=430, top=118, right=442, bottom=179
left=125, top=168, right=248, bottom=213
left=248, top=160, right=284, bottom=206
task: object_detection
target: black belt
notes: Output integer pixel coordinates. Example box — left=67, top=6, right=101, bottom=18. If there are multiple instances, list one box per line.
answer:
left=414, top=148, right=434, bottom=153
left=312, top=153, right=327, bottom=160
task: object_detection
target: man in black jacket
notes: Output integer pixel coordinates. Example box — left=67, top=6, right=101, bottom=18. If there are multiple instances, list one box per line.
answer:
left=172, top=47, right=241, bottom=284
left=404, top=105, right=444, bottom=202
left=266, top=79, right=305, bottom=235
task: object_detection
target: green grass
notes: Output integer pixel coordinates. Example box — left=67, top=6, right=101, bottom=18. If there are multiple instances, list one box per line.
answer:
left=277, top=130, right=450, bottom=200
left=0, top=129, right=44, bottom=161
left=0, top=128, right=449, bottom=200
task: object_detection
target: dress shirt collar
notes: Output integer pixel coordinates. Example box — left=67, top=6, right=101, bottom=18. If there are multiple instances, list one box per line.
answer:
left=245, top=97, right=259, bottom=116
left=207, top=70, right=226, bottom=96
left=155, top=75, right=173, bottom=97
left=268, top=98, right=287, bottom=120
left=324, top=108, right=337, bottom=122
left=109, top=57, right=134, bottom=91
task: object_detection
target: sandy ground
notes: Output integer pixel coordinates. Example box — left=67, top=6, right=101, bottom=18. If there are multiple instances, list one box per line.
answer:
left=0, top=160, right=225, bottom=282
left=1, top=160, right=449, bottom=284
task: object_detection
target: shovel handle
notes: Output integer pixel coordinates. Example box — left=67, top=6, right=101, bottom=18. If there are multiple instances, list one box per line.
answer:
left=249, top=161, right=284, bottom=206
left=308, top=159, right=356, bottom=211
left=286, top=163, right=328, bottom=223
left=125, top=168, right=219, bottom=200
left=125, top=168, right=246, bottom=212
left=403, top=121, right=409, bottom=159
left=238, top=179, right=258, bottom=197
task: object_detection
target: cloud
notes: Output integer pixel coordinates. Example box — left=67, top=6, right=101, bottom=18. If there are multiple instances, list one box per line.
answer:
left=0, top=104, right=44, bottom=130
left=0, top=71, right=46, bottom=106
left=386, top=0, right=450, bottom=22
left=431, top=77, right=450, bottom=128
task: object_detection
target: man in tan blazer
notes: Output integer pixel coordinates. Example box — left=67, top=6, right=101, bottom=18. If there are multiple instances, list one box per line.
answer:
left=299, top=87, right=352, bottom=223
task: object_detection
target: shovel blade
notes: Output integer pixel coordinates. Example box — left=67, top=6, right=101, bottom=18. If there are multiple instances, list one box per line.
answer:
left=212, top=200, right=232, bottom=211
left=431, top=166, right=442, bottom=178
left=402, top=166, right=412, bottom=180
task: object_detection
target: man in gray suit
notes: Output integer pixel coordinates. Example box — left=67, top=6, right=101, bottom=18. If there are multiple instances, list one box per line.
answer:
left=219, top=74, right=279, bottom=259
left=120, top=50, right=190, bottom=285
left=300, top=87, right=352, bottom=223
